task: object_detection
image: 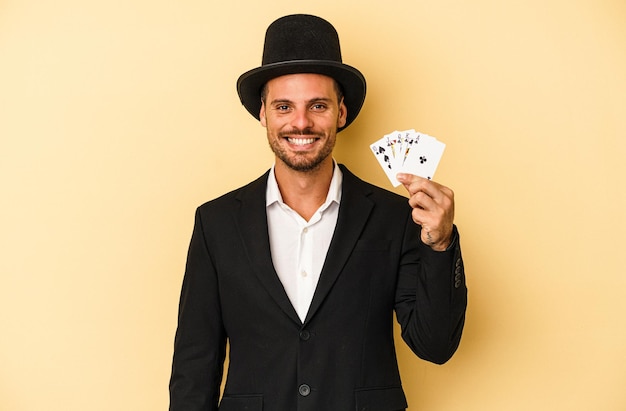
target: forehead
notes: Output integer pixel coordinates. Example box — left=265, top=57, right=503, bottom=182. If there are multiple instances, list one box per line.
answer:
left=264, top=73, right=337, bottom=99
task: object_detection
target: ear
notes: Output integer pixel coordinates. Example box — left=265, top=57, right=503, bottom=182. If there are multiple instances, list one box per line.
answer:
left=337, top=98, right=347, bottom=129
left=259, top=102, right=267, bottom=127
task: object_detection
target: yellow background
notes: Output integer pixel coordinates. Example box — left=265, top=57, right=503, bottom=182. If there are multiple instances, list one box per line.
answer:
left=1, top=0, right=625, bottom=410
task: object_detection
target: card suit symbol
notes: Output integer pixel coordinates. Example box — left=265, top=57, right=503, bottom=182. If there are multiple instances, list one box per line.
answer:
left=419, top=156, right=427, bottom=164
left=384, top=155, right=391, bottom=168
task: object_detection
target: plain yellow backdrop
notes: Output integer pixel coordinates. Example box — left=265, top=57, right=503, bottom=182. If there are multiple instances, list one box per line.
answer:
left=1, top=0, right=625, bottom=410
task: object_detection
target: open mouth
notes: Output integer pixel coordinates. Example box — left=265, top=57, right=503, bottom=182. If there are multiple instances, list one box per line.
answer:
left=286, top=137, right=317, bottom=145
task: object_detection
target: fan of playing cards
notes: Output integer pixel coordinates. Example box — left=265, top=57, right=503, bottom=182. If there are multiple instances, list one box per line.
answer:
left=370, top=129, right=445, bottom=187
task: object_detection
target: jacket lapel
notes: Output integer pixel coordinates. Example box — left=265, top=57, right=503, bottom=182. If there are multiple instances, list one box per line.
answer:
left=234, top=166, right=375, bottom=326
left=304, top=165, right=374, bottom=324
left=234, top=171, right=302, bottom=325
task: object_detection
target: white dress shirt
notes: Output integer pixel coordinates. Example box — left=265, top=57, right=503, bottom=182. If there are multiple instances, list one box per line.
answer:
left=266, top=163, right=342, bottom=322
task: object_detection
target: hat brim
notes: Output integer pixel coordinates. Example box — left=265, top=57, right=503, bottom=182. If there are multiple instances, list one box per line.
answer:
left=237, top=60, right=366, bottom=131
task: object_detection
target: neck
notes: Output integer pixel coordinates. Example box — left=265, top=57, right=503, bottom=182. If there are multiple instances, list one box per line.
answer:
left=274, top=158, right=334, bottom=221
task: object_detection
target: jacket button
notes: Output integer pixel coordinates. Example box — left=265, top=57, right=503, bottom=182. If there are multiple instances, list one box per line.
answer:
left=299, top=330, right=310, bottom=340
left=298, top=384, right=311, bottom=396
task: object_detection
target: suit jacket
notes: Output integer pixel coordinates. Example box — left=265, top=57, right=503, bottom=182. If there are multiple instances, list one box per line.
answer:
left=169, top=165, right=467, bottom=411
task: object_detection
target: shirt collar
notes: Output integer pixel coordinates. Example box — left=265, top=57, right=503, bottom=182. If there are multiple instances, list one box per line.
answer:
left=266, top=161, right=343, bottom=208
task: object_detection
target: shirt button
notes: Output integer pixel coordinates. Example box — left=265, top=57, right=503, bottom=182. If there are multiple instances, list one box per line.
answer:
left=300, top=270, right=308, bottom=278
left=299, top=384, right=311, bottom=396
left=303, top=227, right=309, bottom=234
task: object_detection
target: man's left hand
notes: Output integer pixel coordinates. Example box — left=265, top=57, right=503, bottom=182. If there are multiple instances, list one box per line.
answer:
left=396, top=173, right=455, bottom=251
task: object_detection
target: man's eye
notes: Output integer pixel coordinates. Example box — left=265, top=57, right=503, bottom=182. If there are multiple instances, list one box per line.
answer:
left=312, top=104, right=327, bottom=111
left=276, top=105, right=290, bottom=111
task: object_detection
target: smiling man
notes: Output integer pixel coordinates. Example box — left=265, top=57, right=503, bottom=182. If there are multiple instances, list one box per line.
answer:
left=261, top=73, right=344, bottom=222
left=169, top=14, right=467, bottom=411
left=261, top=74, right=343, bottom=172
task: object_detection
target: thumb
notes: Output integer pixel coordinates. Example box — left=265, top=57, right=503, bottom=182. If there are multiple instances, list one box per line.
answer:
left=396, top=173, right=412, bottom=191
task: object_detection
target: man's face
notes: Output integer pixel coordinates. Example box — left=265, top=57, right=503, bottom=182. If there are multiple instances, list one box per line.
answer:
left=260, top=73, right=347, bottom=173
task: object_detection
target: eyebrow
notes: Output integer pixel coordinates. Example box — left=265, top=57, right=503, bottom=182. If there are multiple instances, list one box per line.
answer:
left=269, top=97, right=335, bottom=105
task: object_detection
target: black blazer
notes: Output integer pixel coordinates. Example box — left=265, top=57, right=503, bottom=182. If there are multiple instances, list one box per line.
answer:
left=170, top=165, right=467, bottom=411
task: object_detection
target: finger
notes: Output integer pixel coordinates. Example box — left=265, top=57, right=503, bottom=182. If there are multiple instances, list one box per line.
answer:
left=412, top=190, right=454, bottom=226
left=396, top=173, right=427, bottom=194
left=411, top=199, right=444, bottom=228
left=408, top=190, right=437, bottom=211
left=398, top=173, right=448, bottom=200
left=411, top=207, right=428, bottom=226
left=408, top=184, right=452, bottom=213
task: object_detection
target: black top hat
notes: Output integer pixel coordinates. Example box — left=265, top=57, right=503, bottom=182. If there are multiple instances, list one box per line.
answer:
left=237, top=14, right=366, bottom=131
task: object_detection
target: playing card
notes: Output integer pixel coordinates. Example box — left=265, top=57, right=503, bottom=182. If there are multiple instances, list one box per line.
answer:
left=401, top=134, right=445, bottom=181
left=370, top=136, right=398, bottom=185
left=393, top=129, right=416, bottom=170
left=370, top=129, right=445, bottom=186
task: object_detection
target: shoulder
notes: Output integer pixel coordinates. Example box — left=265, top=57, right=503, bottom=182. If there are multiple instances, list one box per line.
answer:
left=339, top=164, right=408, bottom=209
left=197, top=170, right=269, bottom=215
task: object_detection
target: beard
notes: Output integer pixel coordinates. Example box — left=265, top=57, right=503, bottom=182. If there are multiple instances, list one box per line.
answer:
left=268, top=127, right=336, bottom=172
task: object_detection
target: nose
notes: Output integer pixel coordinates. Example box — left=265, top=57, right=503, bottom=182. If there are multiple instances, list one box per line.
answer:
left=290, top=106, right=313, bottom=131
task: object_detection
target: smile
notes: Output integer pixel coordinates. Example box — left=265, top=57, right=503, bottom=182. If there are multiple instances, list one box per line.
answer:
left=287, top=137, right=317, bottom=145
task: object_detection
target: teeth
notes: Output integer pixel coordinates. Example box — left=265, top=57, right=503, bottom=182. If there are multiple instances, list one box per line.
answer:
left=288, top=138, right=316, bottom=145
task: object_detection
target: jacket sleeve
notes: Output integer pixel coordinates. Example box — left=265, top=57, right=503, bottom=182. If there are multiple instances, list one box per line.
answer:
left=169, top=208, right=227, bottom=411
left=394, top=222, right=467, bottom=364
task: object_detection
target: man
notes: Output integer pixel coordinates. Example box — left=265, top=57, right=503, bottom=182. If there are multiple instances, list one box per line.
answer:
left=170, top=14, right=467, bottom=411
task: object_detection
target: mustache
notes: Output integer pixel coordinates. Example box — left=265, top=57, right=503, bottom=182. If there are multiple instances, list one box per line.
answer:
left=278, top=128, right=325, bottom=138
